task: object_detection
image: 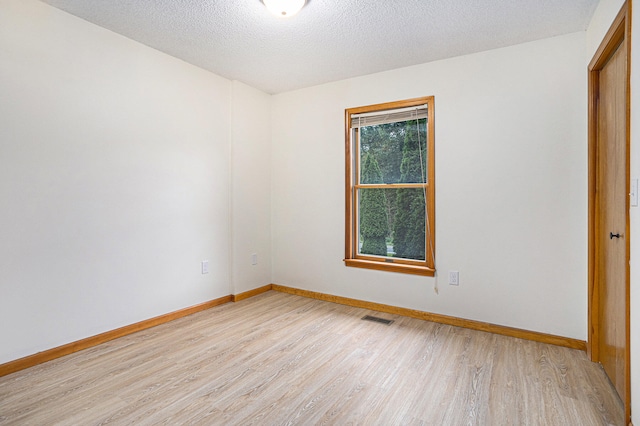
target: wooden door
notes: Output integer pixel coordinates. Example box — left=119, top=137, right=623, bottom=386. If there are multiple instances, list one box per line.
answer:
left=597, top=37, right=627, bottom=400
left=588, top=3, right=630, bottom=423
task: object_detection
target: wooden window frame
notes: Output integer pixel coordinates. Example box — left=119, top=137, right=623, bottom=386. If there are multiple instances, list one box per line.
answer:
left=344, top=96, right=435, bottom=276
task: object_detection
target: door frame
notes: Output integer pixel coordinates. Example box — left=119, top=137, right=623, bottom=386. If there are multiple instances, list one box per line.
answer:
left=587, top=1, right=631, bottom=423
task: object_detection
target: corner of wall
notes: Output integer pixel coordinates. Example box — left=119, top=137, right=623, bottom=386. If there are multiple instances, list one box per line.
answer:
left=229, top=81, right=273, bottom=295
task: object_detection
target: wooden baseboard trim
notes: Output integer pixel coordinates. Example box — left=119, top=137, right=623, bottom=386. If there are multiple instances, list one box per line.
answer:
left=271, top=284, right=587, bottom=351
left=0, top=283, right=587, bottom=378
left=231, top=284, right=273, bottom=302
left=0, top=295, right=232, bottom=378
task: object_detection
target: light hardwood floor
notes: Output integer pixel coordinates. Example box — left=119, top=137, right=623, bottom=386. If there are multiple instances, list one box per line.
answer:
left=0, top=291, right=624, bottom=425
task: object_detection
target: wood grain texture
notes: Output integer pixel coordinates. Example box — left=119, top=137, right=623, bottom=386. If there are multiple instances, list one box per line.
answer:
left=587, top=2, right=631, bottom=423
left=343, top=259, right=435, bottom=276
left=588, top=64, right=598, bottom=361
left=0, top=295, right=232, bottom=378
left=272, top=284, right=587, bottom=351
left=597, top=35, right=628, bottom=407
left=231, top=284, right=272, bottom=302
left=1, top=283, right=587, bottom=381
left=0, top=291, right=623, bottom=425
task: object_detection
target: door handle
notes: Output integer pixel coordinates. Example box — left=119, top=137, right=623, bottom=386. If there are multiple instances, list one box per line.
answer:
left=610, top=232, right=621, bottom=239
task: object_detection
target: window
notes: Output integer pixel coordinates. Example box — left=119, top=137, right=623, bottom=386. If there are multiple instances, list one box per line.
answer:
left=344, top=97, right=435, bottom=276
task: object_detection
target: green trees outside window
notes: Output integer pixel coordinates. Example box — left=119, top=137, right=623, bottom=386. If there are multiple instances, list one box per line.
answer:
left=393, top=121, right=427, bottom=260
left=345, top=96, right=434, bottom=276
left=359, top=154, right=388, bottom=256
left=358, top=119, right=427, bottom=260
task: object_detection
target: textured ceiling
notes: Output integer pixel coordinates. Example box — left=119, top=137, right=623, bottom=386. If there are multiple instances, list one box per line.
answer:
left=40, top=0, right=599, bottom=94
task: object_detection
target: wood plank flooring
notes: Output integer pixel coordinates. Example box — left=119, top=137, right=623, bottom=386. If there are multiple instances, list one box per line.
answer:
left=0, top=291, right=624, bottom=425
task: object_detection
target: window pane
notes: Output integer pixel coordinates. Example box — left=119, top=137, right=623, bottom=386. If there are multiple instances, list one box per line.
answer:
left=358, top=188, right=392, bottom=257
left=359, top=119, right=427, bottom=185
left=358, top=188, right=426, bottom=261
left=392, top=188, right=426, bottom=261
left=346, top=97, right=435, bottom=275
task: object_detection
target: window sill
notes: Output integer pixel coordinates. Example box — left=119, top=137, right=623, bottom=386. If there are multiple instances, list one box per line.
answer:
left=344, top=259, right=435, bottom=277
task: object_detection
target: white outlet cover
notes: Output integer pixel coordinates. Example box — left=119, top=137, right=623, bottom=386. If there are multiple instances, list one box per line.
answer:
left=449, top=271, right=459, bottom=286
left=201, top=260, right=209, bottom=274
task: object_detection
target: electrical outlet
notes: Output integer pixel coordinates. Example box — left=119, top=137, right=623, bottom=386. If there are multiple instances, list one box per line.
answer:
left=201, top=260, right=209, bottom=274
left=251, top=253, right=258, bottom=266
left=449, top=271, right=459, bottom=286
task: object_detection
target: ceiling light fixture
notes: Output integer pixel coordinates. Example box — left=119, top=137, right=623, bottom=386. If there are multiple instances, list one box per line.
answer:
left=263, top=0, right=306, bottom=17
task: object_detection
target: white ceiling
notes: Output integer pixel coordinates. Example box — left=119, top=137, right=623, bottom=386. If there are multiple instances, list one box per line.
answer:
left=40, top=0, right=600, bottom=94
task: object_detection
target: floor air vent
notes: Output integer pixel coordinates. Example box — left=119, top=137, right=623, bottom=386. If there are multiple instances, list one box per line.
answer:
left=361, top=315, right=394, bottom=325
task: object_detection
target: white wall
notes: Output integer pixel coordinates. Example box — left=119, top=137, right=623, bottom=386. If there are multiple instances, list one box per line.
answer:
left=586, top=0, right=626, bottom=58
left=587, top=0, right=637, bottom=421
left=271, top=32, right=587, bottom=339
left=230, top=81, right=272, bottom=294
left=0, top=0, right=241, bottom=364
left=0, top=1, right=625, bottom=408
